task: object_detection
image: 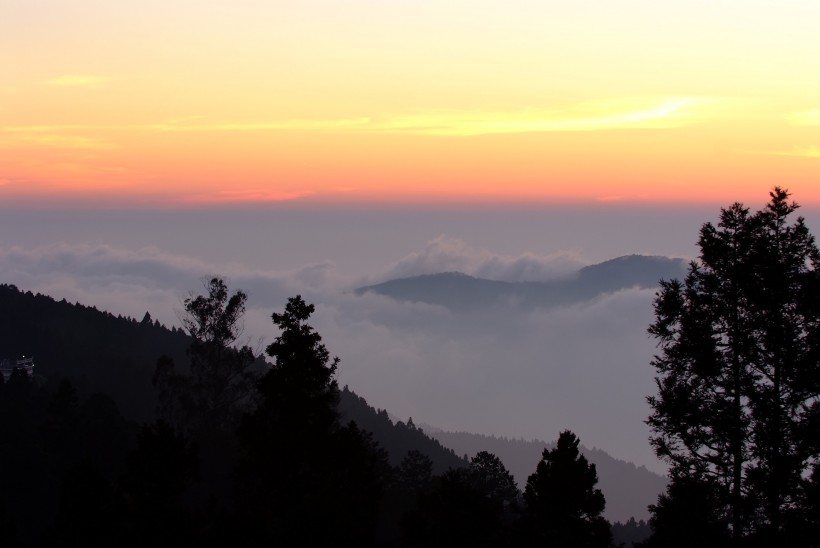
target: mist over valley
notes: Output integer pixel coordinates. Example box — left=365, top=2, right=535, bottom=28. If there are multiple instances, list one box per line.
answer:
left=0, top=208, right=713, bottom=473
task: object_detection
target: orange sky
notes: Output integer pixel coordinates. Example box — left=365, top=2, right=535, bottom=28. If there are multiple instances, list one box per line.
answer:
left=2, top=1, right=820, bottom=207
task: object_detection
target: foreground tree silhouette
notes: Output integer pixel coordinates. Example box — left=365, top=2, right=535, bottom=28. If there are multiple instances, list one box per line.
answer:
left=468, top=450, right=520, bottom=510
left=153, top=277, right=258, bottom=435
left=521, top=430, right=611, bottom=547
left=403, top=468, right=510, bottom=548
left=793, top=464, right=820, bottom=544
left=398, top=449, right=434, bottom=493
left=117, top=420, right=200, bottom=546
left=638, top=475, right=730, bottom=548
left=647, top=188, right=820, bottom=543
left=235, top=295, right=388, bottom=546
left=401, top=451, right=519, bottom=547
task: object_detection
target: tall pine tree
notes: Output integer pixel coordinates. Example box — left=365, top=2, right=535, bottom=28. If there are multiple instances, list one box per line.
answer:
left=647, top=188, right=820, bottom=543
left=235, top=295, right=388, bottom=546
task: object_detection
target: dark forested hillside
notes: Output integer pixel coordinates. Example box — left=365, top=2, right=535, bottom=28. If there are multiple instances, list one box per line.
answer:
left=0, top=283, right=190, bottom=421
left=338, top=387, right=467, bottom=473
left=0, top=283, right=466, bottom=473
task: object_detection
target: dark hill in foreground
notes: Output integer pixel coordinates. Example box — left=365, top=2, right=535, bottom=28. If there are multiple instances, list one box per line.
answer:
left=0, top=283, right=190, bottom=422
left=356, top=254, right=688, bottom=311
left=0, top=283, right=463, bottom=473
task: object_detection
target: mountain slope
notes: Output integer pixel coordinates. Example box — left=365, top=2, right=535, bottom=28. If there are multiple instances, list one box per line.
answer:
left=0, top=283, right=191, bottom=421
left=338, top=387, right=467, bottom=474
left=0, top=283, right=465, bottom=473
left=357, top=254, right=688, bottom=311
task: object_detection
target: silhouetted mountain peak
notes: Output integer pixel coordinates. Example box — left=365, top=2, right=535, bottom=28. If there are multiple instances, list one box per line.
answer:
left=357, top=254, right=687, bottom=312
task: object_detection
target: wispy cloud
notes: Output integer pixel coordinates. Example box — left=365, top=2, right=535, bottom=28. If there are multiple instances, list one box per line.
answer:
left=0, top=125, right=115, bottom=151
left=46, top=75, right=106, bottom=88
left=786, top=108, right=820, bottom=126
left=366, top=98, right=700, bottom=136
left=152, top=97, right=700, bottom=136
left=378, top=235, right=585, bottom=282
left=181, top=189, right=314, bottom=204
left=146, top=118, right=373, bottom=132
left=17, top=134, right=116, bottom=150
left=0, top=97, right=707, bottom=139
left=770, top=146, right=820, bottom=158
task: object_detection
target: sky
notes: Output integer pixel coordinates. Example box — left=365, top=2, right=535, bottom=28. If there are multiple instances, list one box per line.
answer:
left=3, top=0, right=820, bottom=206
left=3, top=2, right=820, bottom=472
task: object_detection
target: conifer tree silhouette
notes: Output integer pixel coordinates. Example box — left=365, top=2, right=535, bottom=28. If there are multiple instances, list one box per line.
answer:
left=521, top=430, right=611, bottom=547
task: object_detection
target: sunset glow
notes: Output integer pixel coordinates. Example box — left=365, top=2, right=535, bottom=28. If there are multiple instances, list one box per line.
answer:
left=3, top=1, right=820, bottom=206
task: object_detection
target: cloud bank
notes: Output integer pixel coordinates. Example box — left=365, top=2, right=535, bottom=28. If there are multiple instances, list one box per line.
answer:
left=0, top=239, right=662, bottom=472
left=379, top=235, right=585, bottom=282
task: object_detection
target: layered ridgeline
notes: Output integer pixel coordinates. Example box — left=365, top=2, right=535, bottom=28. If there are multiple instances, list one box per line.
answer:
left=424, top=428, right=666, bottom=521
left=356, top=254, right=688, bottom=311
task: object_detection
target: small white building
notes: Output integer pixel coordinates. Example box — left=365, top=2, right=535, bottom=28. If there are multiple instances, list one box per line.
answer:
left=0, top=356, right=35, bottom=382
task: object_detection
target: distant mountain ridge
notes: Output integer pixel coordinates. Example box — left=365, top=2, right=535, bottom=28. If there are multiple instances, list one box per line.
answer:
left=357, top=254, right=688, bottom=311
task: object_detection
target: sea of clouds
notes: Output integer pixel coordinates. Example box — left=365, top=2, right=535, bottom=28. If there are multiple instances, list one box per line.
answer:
left=0, top=237, right=663, bottom=472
